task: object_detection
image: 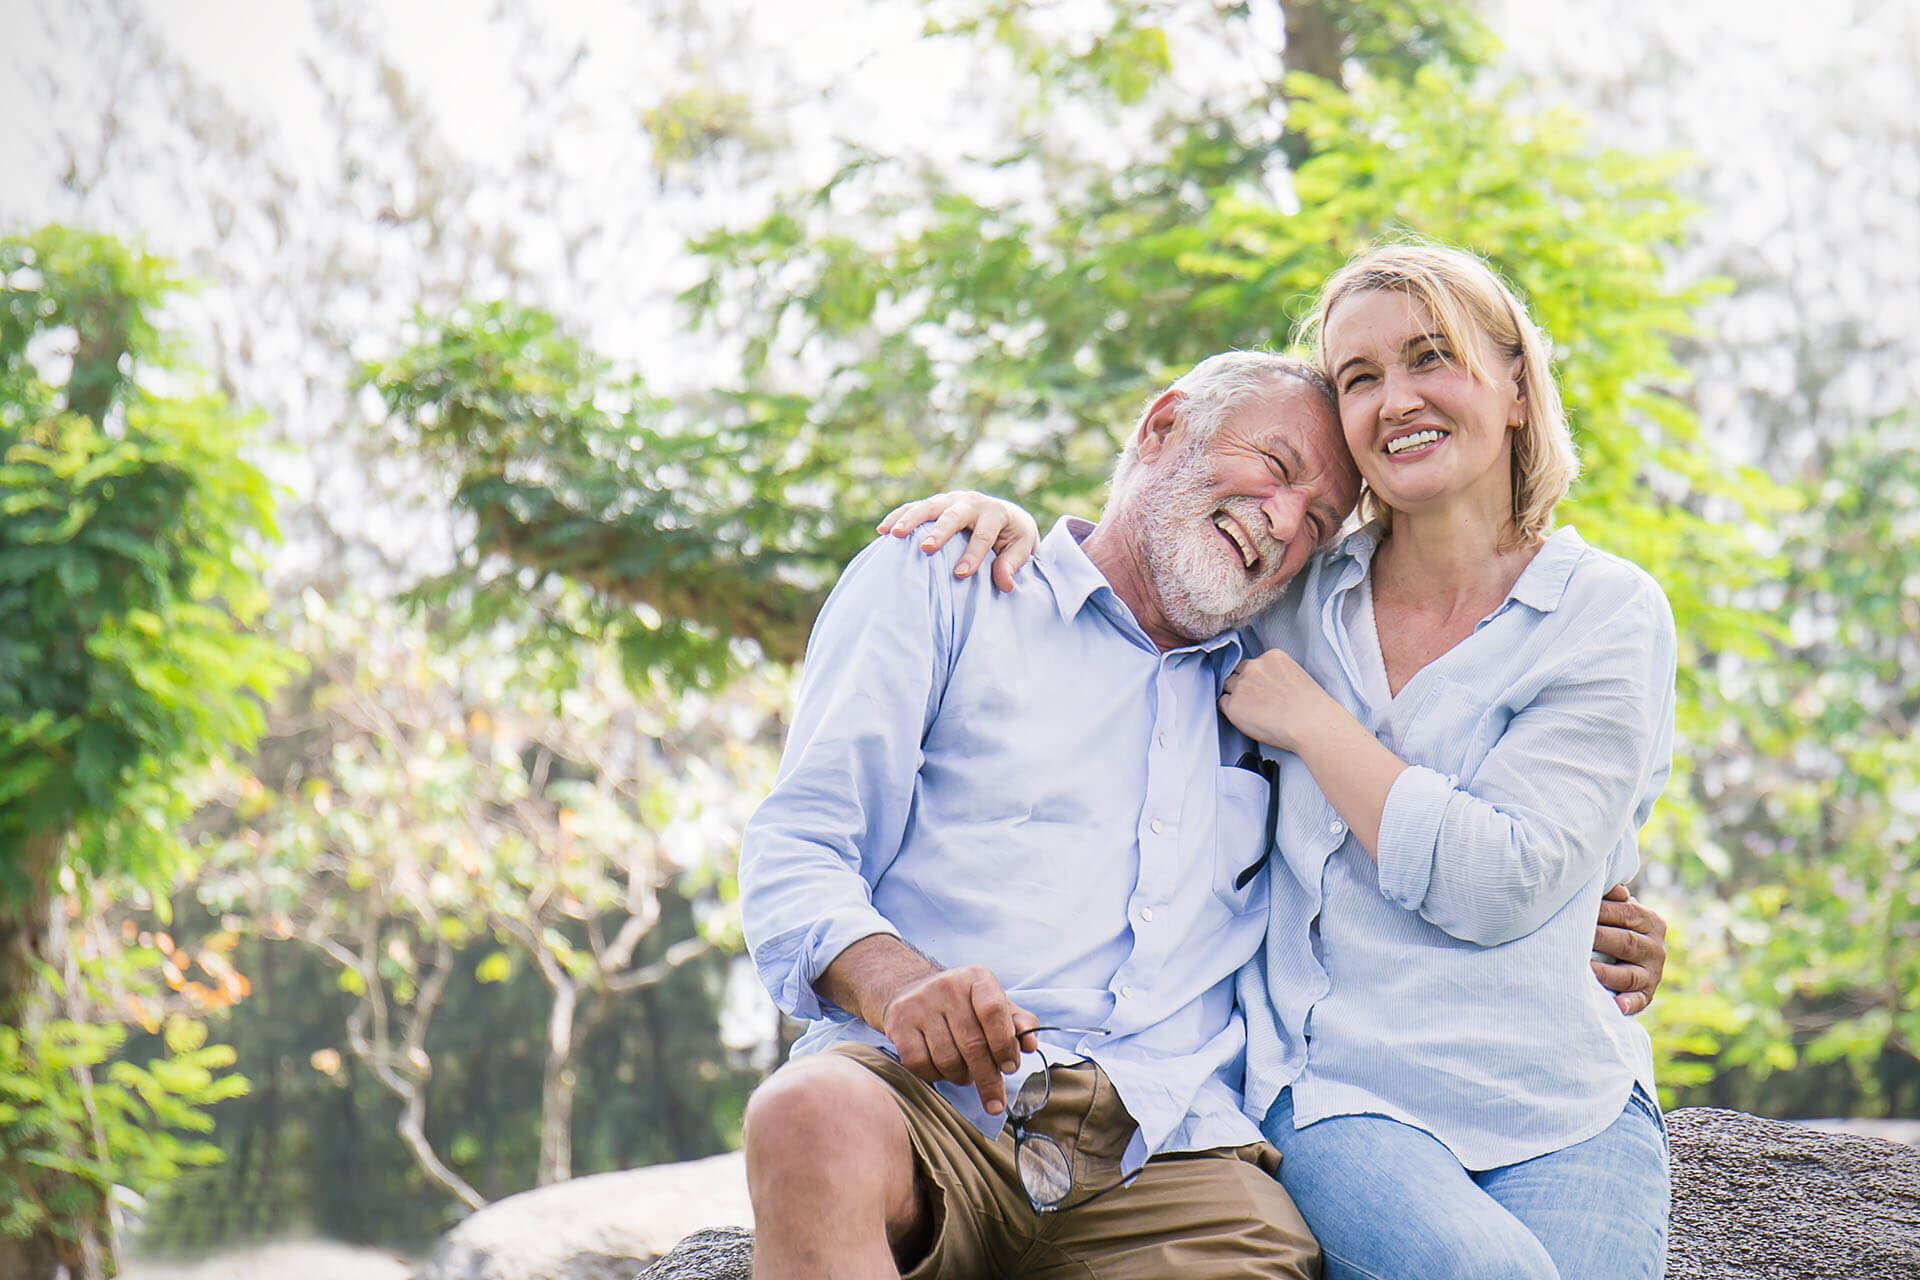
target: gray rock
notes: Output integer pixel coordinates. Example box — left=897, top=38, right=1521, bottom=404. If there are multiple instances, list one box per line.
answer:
left=416, top=1151, right=753, bottom=1280
left=1666, top=1107, right=1920, bottom=1279
left=122, top=1241, right=413, bottom=1280
left=631, top=1109, right=1920, bottom=1280
left=634, top=1227, right=752, bottom=1280
left=1795, top=1114, right=1920, bottom=1149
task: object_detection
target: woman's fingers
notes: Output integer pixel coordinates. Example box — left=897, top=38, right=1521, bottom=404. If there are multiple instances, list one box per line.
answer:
left=877, top=491, right=1039, bottom=590
left=877, top=496, right=948, bottom=537
left=949, top=505, right=1005, bottom=579
left=988, top=516, right=1039, bottom=590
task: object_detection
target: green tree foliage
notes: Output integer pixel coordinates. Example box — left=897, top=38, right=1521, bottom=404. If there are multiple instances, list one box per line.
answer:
left=135, top=883, right=759, bottom=1252
left=1650, top=417, right=1920, bottom=1113
left=364, top=304, right=841, bottom=683
left=378, top=2, right=1775, bottom=691
left=164, top=591, right=780, bottom=1226
left=0, top=227, right=291, bottom=889
left=0, top=225, right=283, bottom=1277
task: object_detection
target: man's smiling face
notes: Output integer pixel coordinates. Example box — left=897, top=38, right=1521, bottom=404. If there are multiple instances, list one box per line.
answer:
left=1132, top=378, right=1359, bottom=641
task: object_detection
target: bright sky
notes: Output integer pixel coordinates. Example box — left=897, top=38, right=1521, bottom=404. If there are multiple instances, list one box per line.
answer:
left=2, top=0, right=1915, bottom=489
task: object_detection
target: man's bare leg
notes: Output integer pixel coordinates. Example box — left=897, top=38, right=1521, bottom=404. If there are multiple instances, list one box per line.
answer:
left=744, top=1055, right=931, bottom=1280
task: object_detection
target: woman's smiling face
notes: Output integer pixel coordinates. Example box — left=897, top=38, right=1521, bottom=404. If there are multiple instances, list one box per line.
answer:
left=1323, top=287, right=1526, bottom=531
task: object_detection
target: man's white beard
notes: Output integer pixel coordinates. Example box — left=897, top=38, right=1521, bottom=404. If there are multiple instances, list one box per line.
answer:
left=1134, top=441, right=1289, bottom=641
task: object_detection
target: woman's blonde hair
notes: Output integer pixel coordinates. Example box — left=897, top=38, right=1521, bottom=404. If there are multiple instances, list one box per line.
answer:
left=1299, top=240, right=1577, bottom=548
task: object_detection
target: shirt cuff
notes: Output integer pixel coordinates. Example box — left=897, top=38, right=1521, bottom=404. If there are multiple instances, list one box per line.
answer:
left=759, top=912, right=901, bottom=1022
left=1376, top=764, right=1455, bottom=910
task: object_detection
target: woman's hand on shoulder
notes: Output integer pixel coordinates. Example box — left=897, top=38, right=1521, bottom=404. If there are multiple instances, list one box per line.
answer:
left=876, top=491, right=1040, bottom=591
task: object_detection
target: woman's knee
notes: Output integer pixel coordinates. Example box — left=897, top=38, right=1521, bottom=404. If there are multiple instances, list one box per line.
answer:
left=1305, top=1183, right=1557, bottom=1280
left=1328, top=1217, right=1556, bottom=1280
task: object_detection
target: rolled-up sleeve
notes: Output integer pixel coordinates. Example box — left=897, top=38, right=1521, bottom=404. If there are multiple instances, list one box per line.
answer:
left=740, top=535, right=953, bottom=1021
left=1375, top=585, right=1677, bottom=946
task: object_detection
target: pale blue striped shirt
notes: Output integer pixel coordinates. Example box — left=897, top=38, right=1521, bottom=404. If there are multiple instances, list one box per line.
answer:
left=743, top=519, right=1273, bottom=1172
left=1239, top=524, right=1675, bottom=1170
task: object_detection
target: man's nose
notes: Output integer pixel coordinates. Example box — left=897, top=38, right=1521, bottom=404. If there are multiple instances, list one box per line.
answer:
left=1261, top=489, right=1310, bottom=541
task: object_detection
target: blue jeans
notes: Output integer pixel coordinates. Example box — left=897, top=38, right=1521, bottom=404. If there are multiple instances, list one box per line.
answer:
left=1261, top=1088, right=1669, bottom=1280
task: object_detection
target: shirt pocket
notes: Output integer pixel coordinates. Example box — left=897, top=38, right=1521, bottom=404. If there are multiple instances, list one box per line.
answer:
left=1213, top=765, right=1272, bottom=915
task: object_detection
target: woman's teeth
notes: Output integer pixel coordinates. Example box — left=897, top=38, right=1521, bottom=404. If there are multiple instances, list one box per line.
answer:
left=1387, top=429, right=1446, bottom=455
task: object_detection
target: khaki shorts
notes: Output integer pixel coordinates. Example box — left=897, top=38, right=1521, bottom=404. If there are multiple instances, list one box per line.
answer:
left=830, top=1042, right=1321, bottom=1280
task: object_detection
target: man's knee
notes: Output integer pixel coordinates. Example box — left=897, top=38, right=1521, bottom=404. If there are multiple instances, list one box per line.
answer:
left=743, top=1056, right=912, bottom=1183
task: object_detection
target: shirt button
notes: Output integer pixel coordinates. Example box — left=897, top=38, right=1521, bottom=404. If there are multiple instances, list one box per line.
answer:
left=1138, top=906, right=1155, bottom=923
left=1329, top=819, right=1346, bottom=835
left=1150, top=820, right=1164, bottom=834
left=1121, top=985, right=1136, bottom=999
left=1156, top=733, right=1168, bottom=749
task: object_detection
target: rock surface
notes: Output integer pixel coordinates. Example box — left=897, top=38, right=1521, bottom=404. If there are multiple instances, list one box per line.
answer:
left=635, top=1227, right=754, bottom=1280
left=1666, top=1107, right=1920, bottom=1278
left=635, top=1108, right=1920, bottom=1280
left=415, top=1151, right=754, bottom=1280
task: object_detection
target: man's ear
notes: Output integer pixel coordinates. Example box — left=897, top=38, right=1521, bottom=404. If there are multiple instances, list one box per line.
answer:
left=1135, top=389, right=1187, bottom=464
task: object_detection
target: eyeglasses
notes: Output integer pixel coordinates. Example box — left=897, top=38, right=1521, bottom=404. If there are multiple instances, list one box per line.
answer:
left=1007, top=1025, right=1123, bottom=1213
left=1233, top=750, right=1279, bottom=889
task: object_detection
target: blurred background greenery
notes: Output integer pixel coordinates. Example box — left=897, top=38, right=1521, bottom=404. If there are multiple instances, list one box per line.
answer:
left=2, top=0, right=1916, bottom=1272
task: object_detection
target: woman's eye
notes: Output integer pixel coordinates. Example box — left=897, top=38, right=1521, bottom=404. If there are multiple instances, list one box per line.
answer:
left=1340, top=372, right=1373, bottom=393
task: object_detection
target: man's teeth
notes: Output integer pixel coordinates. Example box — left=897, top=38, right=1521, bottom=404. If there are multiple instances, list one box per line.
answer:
left=1387, top=429, right=1446, bottom=455
left=1214, top=515, right=1258, bottom=569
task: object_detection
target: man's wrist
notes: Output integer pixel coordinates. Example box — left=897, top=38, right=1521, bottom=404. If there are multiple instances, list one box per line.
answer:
left=819, top=933, right=941, bottom=1028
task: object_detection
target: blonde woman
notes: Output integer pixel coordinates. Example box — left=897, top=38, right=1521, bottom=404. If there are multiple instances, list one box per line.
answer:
left=882, top=243, right=1674, bottom=1278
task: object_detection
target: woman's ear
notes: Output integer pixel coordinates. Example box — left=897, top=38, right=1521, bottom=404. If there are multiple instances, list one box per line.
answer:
left=1508, top=356, right=1528, bottom=429
left=1135, top=388, right=1187, bottom=463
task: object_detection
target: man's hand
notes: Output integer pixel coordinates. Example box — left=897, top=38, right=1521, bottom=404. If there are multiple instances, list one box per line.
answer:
left=879, top=966, right=1040, bottom=1116
left=818, top=935, right=1038, bottom=1115
left=1593, top=884, right=1668, bottom=1016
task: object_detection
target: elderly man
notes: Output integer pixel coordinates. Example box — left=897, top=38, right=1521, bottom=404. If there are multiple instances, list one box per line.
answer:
left=738, top=351, right=1662, bottom=1280
left=740, top=351, right=1354, bottom=1280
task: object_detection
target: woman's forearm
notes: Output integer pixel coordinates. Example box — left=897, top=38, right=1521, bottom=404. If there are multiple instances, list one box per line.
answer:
left=1289, top=709, right=1407, bottom=861
left=1218, top=649, right=1408, bottom=859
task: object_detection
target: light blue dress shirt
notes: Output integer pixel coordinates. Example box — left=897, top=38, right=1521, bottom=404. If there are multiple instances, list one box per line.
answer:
left=742, top=518, right=1273, bottom=1171
left=1239, top=524, right=1676, bottom=1171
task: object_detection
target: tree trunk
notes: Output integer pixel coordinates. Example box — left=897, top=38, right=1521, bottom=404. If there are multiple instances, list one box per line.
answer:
left=0, top=831, right=62, bottom=1024
left=538, top=978, right=578, bottom=1185
left=1278, top=0, right=1347, bottom=169
left=1281, top=0, right=1346, bottom=86
left=0, top=831, right=77, bottom=1280
left=0, top=1236, right=61, bottom=1280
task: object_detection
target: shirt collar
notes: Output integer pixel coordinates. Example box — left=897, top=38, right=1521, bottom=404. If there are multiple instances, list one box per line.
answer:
left=1034, top=516, right=1243, bottom=657
left=1326, top=521, right=1587, bottom=615
left=1033, top=516, right=1110, bottom=624
left=1507, top=526, right=1587, bottom=614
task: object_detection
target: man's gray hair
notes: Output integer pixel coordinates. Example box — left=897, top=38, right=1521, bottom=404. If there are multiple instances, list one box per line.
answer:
left=1111, top=351, right=1335, bottom=493
left=1165, top=350, right=1334, bottom=442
